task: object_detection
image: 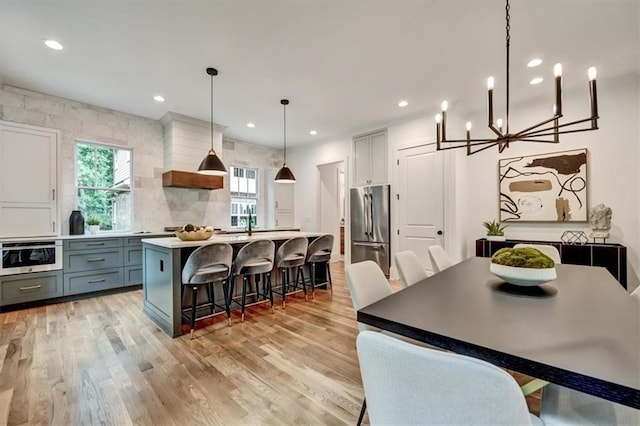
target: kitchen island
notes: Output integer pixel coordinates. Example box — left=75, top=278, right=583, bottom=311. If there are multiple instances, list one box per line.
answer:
left=141, top=231, right=326, bottom=337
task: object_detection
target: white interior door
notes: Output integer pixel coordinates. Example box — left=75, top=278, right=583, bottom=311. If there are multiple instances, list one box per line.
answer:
left=397, top=144, right=444, bottom=275
left=318, top=162, right=343, bottom=259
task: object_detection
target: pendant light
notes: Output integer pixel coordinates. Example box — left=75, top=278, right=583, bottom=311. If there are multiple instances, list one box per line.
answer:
left=274, top=99, right=296, bottom=183
left=198, top=67, right=228, bottom=175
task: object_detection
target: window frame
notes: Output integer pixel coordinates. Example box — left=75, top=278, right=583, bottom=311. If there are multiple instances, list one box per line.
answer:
left=74, top=139, right=134, bottom=232
left=230, top=165, right=259, bottom=228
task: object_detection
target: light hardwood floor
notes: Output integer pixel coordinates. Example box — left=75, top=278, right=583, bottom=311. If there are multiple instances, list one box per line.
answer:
left=0, top=261, right=539, bottom=425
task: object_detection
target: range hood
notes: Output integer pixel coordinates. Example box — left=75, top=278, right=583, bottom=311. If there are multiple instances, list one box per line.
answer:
left=160, top=112, right=225, bottom=190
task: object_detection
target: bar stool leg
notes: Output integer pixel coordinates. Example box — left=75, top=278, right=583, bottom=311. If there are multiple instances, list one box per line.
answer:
left=326, top=262, right=333, bottom=294
left=280, top=268, right=287, bottom=309
left=241, top=275, right=248, bottom=322
left=190, top=285, right=198, bottom=340
left=267, top=272, right=275, bottom=313
left=222, top=279, right=232, bottom=326
left=311, top=262, right=316, bottom=299
left=298, top=266, right=308, bottom=301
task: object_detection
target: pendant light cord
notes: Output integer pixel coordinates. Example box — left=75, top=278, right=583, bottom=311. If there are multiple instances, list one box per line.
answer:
left=505, top=0, right=510, bottom=133
left=210, top=72, right=214, bottom=150
left=283, top=102, right=287, bottom=164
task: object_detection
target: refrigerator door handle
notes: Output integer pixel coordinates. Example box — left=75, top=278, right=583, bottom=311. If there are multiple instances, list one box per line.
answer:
left=353, top=242, right=385, bottom=249
left=364, top=194, right=371, bottom=237
left=368, top=194, right=374, bottom=236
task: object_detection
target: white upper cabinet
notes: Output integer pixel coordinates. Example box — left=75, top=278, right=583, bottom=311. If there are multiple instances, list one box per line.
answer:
left=352, top=130, right=388, bottom=186
left=0, top=122, right=59, bottom=237
left=265, top=169, right=295, bottom=229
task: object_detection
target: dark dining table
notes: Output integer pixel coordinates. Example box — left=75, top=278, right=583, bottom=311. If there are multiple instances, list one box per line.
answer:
left=357, top=256, right=640, bottom=409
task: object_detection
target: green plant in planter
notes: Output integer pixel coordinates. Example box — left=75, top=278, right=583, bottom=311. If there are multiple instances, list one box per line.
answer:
left=491, top=247, right=555, bottom=268
left=482, top=219, right=507, bottom=236
left=86, top=216, right=101, bottom=226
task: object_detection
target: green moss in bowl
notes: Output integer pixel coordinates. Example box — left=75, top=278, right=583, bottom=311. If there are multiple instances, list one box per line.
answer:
left=491, top=247, right=555, bottom=269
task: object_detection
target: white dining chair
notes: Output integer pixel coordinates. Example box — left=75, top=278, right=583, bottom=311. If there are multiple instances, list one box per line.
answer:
left=428, top=245, right=453, bottom=273
left=346, top=260, right=394, bottom=332
left=356, top=330, right=542, bottom=425
left=394, top=250, right=429, bottom=288
left=514, top=243, right=562, bottom=264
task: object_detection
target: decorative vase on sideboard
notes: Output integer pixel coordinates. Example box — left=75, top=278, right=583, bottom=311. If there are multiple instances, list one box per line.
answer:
left=69, top=210, right=85, bottom=235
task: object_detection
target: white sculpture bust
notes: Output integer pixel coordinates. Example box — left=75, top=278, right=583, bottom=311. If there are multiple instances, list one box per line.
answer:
left=589, top=203, right=612, bottom=239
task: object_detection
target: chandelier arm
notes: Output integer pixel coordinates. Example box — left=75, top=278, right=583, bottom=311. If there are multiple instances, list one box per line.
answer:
left=520, top=117, right=599, bottom=138
left=512, top=116, right=562, bottom=137
left=438, top=138, right=506, bottom=145
left=469, top=142, right=502, bottom=155
left=505, top=0, right=511, bottom=133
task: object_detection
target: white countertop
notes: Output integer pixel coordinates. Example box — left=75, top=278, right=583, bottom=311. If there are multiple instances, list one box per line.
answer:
left=0, top=231, right=173, bottom=243
left=142, top=231, right=326, bottom=249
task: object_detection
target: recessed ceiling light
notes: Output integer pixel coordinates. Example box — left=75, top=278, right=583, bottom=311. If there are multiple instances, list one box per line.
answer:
left=153, top=95, right=165, bottom=102
left=247, top=122, right=255, bottom=128
left=530, top=77, right=544, bottom=85
left=310, top=130, right=318, bottom=135
left=398, top=100, right=409, bottom=107
left=43, top=39, right=63, bottom=50
left=527, top=58, right=542, bottom=67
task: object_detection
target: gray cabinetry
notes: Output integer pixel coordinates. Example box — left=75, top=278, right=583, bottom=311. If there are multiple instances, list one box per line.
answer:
left=63, top=238, right=125, bottom=295
left=0, top=270, right=63, bottom=306
left=123, top=237, right=144, bottom=286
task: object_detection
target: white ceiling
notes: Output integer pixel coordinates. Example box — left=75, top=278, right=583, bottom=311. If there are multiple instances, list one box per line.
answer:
left=1, top=1, right=638, bottom=147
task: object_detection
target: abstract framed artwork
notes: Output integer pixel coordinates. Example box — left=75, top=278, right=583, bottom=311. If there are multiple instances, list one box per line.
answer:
left=498, top=148, right=588, bottom=222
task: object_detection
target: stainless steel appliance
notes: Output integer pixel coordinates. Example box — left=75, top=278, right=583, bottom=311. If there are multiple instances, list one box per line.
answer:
left=0, top=240, right=63, bottom=275
left=350, top=185, right=391, bottom=276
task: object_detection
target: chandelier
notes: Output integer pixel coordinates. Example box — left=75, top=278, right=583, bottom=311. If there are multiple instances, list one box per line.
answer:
left=435, top=0, right=599, bottom=156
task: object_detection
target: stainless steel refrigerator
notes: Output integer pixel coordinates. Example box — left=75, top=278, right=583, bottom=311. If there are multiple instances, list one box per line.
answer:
left=350, top=185, right=391, bottom=276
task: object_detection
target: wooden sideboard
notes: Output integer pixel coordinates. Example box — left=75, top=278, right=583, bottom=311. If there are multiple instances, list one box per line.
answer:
left=475, top=238, right=628, bottom=289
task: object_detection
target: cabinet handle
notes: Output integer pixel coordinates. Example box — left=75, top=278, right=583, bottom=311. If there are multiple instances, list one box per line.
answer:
left=88, top=278, right=106, bottom=283
left=87, top=242, right=105, bottom=246
left=275, top=201, right=278, bottom=208
left=53, top=221, right=56, bottom=232
left=19, top=284, right=42, bottom=291
left=87, top=258, right=105, bottom=262
left=52, top=189, right=55, bottom=201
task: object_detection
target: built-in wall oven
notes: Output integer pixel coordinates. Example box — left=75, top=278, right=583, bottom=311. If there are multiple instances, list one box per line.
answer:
left=0, top=240, right=63, bottom=275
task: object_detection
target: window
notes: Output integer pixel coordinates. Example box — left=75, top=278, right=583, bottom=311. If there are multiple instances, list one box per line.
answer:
left=230, top=165, right=258, bottom=228
left=76, top=141, right=132, bottom=231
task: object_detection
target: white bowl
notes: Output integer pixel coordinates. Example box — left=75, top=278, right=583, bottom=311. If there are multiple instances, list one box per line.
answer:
left=490, top=263, right=556, bottom=286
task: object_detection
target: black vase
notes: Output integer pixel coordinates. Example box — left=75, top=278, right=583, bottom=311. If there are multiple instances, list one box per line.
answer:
left=69, top=210, right=85, bottom=235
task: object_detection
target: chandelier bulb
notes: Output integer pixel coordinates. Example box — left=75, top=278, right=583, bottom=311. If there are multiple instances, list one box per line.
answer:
left=466, top=122, right=472, bottom=131
left=441, top=100, right=448, bottom=112
left=554, top=63, right=563, bottom=77
left=487, top=77, right=495, bottom=90
left=496, top=118, right=503, bottom=129
left=588, top=67, right=597, bottom=81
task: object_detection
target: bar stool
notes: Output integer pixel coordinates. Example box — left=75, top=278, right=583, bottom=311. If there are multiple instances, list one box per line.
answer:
left=229, top=239, right=275, bottom=322
left=306, top=234, right=334, bottom=298
left=181, top=242, right=233, bottom=339
left=273, top=237, right=309, bottom=308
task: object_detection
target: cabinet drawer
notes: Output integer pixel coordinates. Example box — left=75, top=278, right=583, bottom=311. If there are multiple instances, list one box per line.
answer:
left=124, top=266, right=142, bottom=286
left=64, top=268, right=123, bottom=295
left=64, top=238, right=123, bottom=251
left=1, top=271, right=62, bottom=306
left=64, top=248, right=123, bottom=272
left=124, top=237, right=143, bottom=247
left=124, top=246, right=142, bottom=266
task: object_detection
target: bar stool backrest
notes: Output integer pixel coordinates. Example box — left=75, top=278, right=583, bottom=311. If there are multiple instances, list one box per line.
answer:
left=182, top=242, right=233, bottom=284
left=276, top=237, right=308, bottom=268
left=233, top=239, right=275, bottom=275
left=306, top=234, right=334, bottom=263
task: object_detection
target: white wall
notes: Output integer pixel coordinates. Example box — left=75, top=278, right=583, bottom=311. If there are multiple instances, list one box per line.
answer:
left=0, top=84, right=283, bottom=233
left=290, top=73, right=640, bottom=291
left=461, top=73, right=640, bottom=289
